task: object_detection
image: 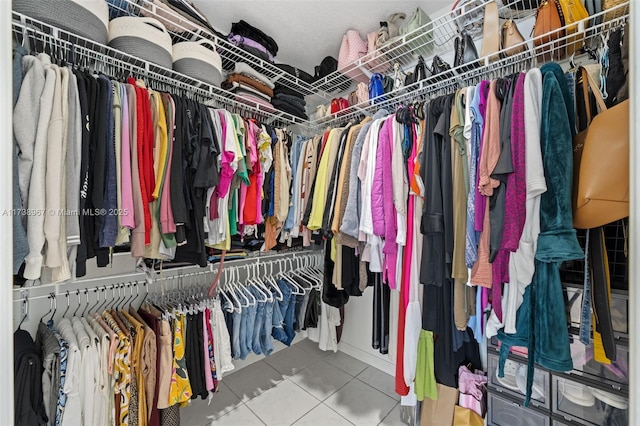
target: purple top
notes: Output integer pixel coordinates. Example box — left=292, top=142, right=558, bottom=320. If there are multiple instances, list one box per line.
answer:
left=491, top=73, right=527, bottom=320
left=228, top=34, right=275, bottom=62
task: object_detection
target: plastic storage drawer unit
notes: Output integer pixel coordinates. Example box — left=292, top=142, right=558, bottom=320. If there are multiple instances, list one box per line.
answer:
left=552, top=376, right=628, bottom=425
left=488, top=392, right=550, bottom=426
left=488, top=352, right=550, bottom=409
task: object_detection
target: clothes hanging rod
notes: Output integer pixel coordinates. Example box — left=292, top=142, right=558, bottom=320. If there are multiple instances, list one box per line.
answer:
left=312, top=0, right=615, bottom=91
left=12, top=12, right=313, bottom=130
left=312, top=3, right=629, bottom=130
left=110, top=0, right=324, bottom=99
left=12, top=251, right=323, bottom=302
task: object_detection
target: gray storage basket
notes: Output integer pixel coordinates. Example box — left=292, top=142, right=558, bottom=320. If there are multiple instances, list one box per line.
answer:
left=173, top=58, right=222, bottom=86
left=172, top=40, right=223, bottom=86
left=109, top=36, right=173, bottom=69
left=13, top=0, right=109, bottom=44
left=108, top=17, right=173, bottom=69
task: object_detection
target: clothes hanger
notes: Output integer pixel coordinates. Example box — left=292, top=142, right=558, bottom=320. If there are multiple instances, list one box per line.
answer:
left=248, top=276, right=269, bottom=303
left=224, top=268, right=245, bottom=312
left=264, top=261, right=284, bottom=301
left=61, top=291, right=71, bottom=319
left=218, top=286, right=236, bottom=313
left=289, top=257, right=314, bottom=291
left=85, top=288, right=99, bottom=316
left=278, top=259, right=305, bottom=295
left=251, top=263, right=273, bottom=302
left=257, top=262, right=276, bottom=301
left=112, top=284, right=124, bottom=311
left=94, top=286, right=110, bottom=314
left=231, top=267, right=253, bottom=307
left=39, top=293, right=54, bottom=323
left=80, top=289, right=90, bottom=317
left=241, top=280, right=258, bottom=306
left=244, top=264, right=268, bottom=302
left=48, top=293, right=58, bottom=323
left=121, top=283, right=136, bottom=310
left=72, top=290, right=83, bottom=317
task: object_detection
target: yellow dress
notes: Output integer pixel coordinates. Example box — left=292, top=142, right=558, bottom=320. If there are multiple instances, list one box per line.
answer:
left=168, top=313, right=193, bottom=406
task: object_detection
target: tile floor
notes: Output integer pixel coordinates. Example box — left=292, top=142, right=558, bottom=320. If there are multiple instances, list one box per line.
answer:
left=181, top=339, right=404, bottom=426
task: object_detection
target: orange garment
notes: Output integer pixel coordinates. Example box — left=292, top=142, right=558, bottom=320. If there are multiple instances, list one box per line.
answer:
left=264, top=216, right=280, bottom=251
left=478, top=80, right=501, bottom=197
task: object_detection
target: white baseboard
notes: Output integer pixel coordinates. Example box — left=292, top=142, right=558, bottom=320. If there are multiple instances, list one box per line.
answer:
left=338, top=340, right=396, bottom=376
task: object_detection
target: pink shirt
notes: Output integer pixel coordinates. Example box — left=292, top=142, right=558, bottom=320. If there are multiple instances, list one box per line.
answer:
left=120, top=84, right=135, bottom=229
left=216, top=111, right=237, bottom=198
left=203, top=311, right=214, bottom=391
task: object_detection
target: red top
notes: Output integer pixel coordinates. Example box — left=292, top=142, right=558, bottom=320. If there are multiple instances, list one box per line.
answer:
left=129, top=78, right=152, bottom=245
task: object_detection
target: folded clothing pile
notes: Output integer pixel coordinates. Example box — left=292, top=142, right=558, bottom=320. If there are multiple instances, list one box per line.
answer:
left=227, top=19, right=279, bottom=65
left=271, top=85, right=307, bottom=119
left=221, top=62, right=275, bottom=111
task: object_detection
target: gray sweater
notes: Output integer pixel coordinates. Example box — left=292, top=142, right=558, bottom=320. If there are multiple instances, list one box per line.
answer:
left=339, top=109, right=387, bottom=242
left=24, top=54, right=56, bottom=280
left=14, top=54, right=45, bottom=210
left=12, top=46, right=29, bottom=273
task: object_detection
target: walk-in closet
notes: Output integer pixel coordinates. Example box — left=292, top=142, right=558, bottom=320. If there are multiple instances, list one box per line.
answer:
left=5, top=0, right=638, bottom=425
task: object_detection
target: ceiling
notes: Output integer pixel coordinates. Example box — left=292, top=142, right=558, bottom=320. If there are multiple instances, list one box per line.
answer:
left=193, top=1, right=452, bottom=76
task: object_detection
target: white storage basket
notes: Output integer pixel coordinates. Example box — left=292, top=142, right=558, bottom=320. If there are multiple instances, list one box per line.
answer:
left=108, top=16, right=173, bottom=69
left=14, top=0, right=109, bottom=44
left=173, top=40, right=223, bottom=86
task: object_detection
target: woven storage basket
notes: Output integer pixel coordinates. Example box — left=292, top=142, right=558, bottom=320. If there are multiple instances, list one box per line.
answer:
left=173, top=40, right=222, bottom=86
left=13, top=0, right=109, bottom=44
left=603, top=0, right=627, bottom=21
left=108, top=17, right=173, bottom=69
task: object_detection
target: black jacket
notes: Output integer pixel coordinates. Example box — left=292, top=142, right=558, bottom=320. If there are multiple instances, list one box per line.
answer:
left=14, top=329, right=47, bottom=426
left=74, top=70, right=91, bottom=277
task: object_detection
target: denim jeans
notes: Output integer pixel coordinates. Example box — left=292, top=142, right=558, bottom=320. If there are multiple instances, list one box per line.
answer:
left=238, top=304, right=249, bottom=360
left=250, top=287, right=264, bottom=355
left=243, top=288, right=258, bottom=356
left=271, top=285, right=289, bottom=344
left=231, top=310, right=241, bottom=359
left=277, top=280, right=297, bottom=346
left=580, top=230, right=592, bottom=346
left=261, top=298, right=275, bottom=356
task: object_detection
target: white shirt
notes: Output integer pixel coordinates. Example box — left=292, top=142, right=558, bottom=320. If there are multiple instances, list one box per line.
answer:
left=57, top=319, right=82, bottom=426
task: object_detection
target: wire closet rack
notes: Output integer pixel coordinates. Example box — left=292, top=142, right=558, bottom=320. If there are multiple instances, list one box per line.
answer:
left=12, top=11, right=316, bottom=132
left=110, top=0, right=327, bottom=100
left=309, top=0, right=630, bottom=131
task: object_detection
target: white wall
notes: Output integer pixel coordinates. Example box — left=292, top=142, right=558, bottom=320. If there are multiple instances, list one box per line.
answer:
left=338, top=288, right=397, bottom=376
left=2, top=0, right=16, bottom=422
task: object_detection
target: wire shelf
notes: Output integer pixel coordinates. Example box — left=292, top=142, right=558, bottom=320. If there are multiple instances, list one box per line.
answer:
left=309, top=0, right=629, bottom=131
left=110, top=0, right=326, bottom=101
left=12, top=12, right=314, bottom=132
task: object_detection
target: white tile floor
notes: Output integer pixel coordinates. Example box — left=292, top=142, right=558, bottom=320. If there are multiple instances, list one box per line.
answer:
left=181, top=339, right=402, bottom=426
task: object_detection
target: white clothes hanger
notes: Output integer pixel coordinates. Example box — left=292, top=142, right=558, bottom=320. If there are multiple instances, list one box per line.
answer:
left=251, top=263, right=273, bottom=302
left=266, top=261, right=284, bottom=301
left=277, top=259, right=305, bottom=295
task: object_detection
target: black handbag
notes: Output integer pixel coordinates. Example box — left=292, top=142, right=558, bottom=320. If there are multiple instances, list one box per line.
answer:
left=454, top=31, right=480, bottom=71
left=383, top=75, right=394, bottom=94
left=414, top=55, right=428, bottom=82
left=431, top=55, right=454, bottom=81
left=313, top=56, right=351, bottom=92
left=314, top=56, right=337, bottom=80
